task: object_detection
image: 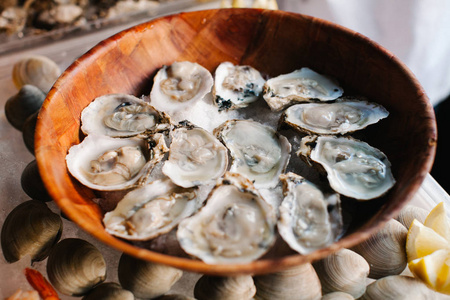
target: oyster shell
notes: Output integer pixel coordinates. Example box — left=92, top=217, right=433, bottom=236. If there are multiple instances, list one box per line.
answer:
left=214, top=119, right=291, bottom=189
left=177, top=172, right=276, bottom=264
left=103, top=179, right=199, bottom=241
left=150, top=61, right=214, bottom=113
left=213, top=61, right=265, bottom=111
left=263, top=67, right=343, bottom=111
left=66, top=133, right=167, bottom=191
left=298, top=135, right=395, bottom=200
left=277, top=172, right=343, bottom=254
left=162, top=122, right=228, bottom=188
left=81, top=93, right=171, bottom=138
left=281, top=97, right=389, bottom=135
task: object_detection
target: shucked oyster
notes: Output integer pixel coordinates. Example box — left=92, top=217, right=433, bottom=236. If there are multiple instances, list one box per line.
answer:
left=263, top=67, right=343, bottom=111
left=81, top=93, right=171, bottom=138
left=177, top=172, right=276, bottom=264
left=213, top=61, right=265, bottom=111
left=298, top=136, right=395, bottom=200
left=150, top=61, right=214, bottom=113
left=66, top=133, right=168, bottom=191
left=103, top=179, right=199, bottom=241
left=282, top=98, right=389, bottom=135
left=162, top=121, right=228, bottom=188
left=214, top=119, right=291, bottom=189
left=278, top=172, right=343, bottom=254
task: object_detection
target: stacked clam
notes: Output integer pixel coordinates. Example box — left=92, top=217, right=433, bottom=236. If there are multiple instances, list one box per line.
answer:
left=65, top=59, right=399, bottom=269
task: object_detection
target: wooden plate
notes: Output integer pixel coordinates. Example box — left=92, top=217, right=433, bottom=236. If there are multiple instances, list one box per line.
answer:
left=35, top=8, right=437, bottom=275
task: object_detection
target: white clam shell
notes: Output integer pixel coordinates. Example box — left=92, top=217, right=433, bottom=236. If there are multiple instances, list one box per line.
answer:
left=194, top=275, right=256, bottom=300
left=12, top=55, right=61, bottom=92
left=395, top=205, right=428, bottom=229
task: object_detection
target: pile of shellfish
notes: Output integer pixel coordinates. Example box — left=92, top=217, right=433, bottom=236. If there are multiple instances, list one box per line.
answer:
left=65, top=60, right=396, bottom=264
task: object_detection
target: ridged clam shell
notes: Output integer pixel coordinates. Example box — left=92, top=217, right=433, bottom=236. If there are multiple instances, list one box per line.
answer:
left=360, top=275, right=439, bottom=300
left=1, top=200, right=62, bottom=263
left=12, top=55, right=61, bottom=92
left=321, top=292, right=354, bottom=300
left=351, top=219, right=407, bottom=279
left=313, top=249, right=369, bottom=298
left=253, top=263, right=322, bottom=300
left=194, top=275, right=256, bottom=300
left=118, top=254, right=183, bottom=299
left=395, top=205, right=428, bottom=229
left=81, top=282, right=134, bottom=300
left=21, top=160, right=52, bottom=202
left=46, top=238, right=107, bottom=296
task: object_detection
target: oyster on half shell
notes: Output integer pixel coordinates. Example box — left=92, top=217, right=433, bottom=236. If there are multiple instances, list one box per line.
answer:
left=103, top=179, right=199, bottom=241
left=298, top=135, right=395, bottom=200
left=281, top=97, right=389, bottom=135
left=177, top=172, right=277, bottom=264
left=162, top=121, right=228, bottom=188
left=214, top=119, right=291, bottom=189
left=81, top=93, right=171, bottom=138
left=278, top=172, right=343, bottom=254
left=263, top=67, right=343, bottom=111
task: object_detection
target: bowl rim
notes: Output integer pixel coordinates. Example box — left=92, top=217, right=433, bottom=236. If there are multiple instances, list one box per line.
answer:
left=35, top=8, right=437, bottom=275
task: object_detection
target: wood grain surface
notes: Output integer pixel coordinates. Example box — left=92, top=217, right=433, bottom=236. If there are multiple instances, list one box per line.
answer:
left=35, top=8, right=437, bottom=275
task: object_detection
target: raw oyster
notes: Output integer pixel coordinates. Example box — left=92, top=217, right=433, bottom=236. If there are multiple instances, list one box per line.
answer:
left=213, top=61, right=265, bottom=111
left=81, top=93, right=171, bottom=138
left=214, top=119, right=291, bottom=189
left=162, top=121, right=228, bottom=188
left=278, top=173, right=342, bottom=254
left=263, top=67, right=343, bottom=111
left=298, top=136, right=395, bottom=200
left=281, top=98, right=389, bottom=135
left=103, top=179, right=199, bottom=241
left=66, top=133, right=168, bottom=191
left=177, top=172, right=277, bottom=264
left=150, top=61, right=214, bottom=113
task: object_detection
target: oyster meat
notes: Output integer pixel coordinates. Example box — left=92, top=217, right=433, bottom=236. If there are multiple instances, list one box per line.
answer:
left=277, top=172, right=342, bottom=254
left=282, top=97, right=389, bottom=135
left=298, top=136, right=395, bottom=200
left=103, top=179, right=199, bottom=241
left=214, top=119, right=291, bottom=189
left=177, top=172, right=276, bottom=264
left=66, top=134, right=167, bottom=191
left=162, top=122, right=228, bottom=188
left=263, top=67, right=343, bottom=111
left=150, top=61, right=214, bottom=113
left=213, top=61, right=265, bottom=111
left=81, top=93, right=171, bottom=138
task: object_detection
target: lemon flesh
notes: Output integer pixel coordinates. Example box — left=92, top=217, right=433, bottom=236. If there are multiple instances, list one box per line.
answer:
left=409, top=249, right=450, bottom=294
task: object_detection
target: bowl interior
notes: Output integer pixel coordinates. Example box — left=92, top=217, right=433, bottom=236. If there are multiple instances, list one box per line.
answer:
left=35, top=8, right=437, bottom=275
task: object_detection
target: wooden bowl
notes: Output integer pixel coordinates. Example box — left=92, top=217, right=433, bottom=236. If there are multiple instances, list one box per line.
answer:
left=35, top=8, right=437, bottom=275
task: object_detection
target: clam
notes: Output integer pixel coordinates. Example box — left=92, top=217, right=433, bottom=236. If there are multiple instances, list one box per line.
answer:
left=12, top=55, right=61, bottom=92
left=46, top=238, right=107, bottom=296
left=395, top=205, right=428, bottom=229
left=351, top=219, right=407, bottom=279
left=81, top=282, right=134, bottom=300
left=1, top=200, right=62, bottom=263
left=194, top=275, right=256, bottom=300
left=321, top=292, right=354, bottom=300
left=21, top=160, right=52, bottom=202
left=313, top=249, right=369, bottom=298
left=156, top=295, right=196, bottom=300
left=4, top=84, right=45, bottom=131
left=22, top=110, right=38, bottom=154
left=253, top=263, right=322, bottom=300
left=360, top=275, right=439, bottom=299
left=118, top=254, right=183, bottom=299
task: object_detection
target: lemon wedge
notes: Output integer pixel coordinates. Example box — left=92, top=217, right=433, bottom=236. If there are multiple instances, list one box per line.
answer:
left=424, top=202, right=450, bottom=242
left=409, top=249, right=450, bottom=294
left=406, top=219, right=450, bottom=262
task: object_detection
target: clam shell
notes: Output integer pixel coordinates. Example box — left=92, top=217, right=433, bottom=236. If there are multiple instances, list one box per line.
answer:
left=194, top=275, right=256, bottom=300
left=46, top=238, right=107, bottom=296
left=118, top=254, right=183, bottom=299
left=12, top=55, right=61, bottom=92
left=313, top=249, right=369, bottom=298
left=81, top=282, right=134, bottom=300
left=22, top=110, right=38, bottom=154
left=21, top=160, right=52, bottom=202
left=1, top=200, right=62, bottom=263
left=351, top=219, right=407, bottom=279
left=395, top=205, right=428, bottom=229
left=253, top=263, right=322, bottom=300
left=321, top=292, right=354, bottom=300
